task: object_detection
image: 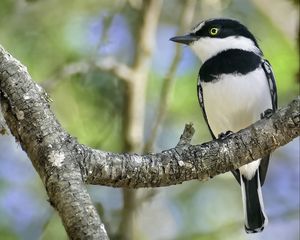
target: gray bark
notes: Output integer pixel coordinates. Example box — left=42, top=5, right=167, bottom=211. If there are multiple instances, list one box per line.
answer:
left=0, top=44, right=299, bottom=239
left=82, top=102, right=299, bottom=187
left=0, top=46, right=108, bottom=239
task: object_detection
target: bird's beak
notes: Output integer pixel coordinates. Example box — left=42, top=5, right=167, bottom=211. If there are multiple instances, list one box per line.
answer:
left=170, top=34, right=197, bottom=45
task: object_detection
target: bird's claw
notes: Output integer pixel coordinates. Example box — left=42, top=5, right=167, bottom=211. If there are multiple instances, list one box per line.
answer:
left=260, top=109, right=274, bottom=119
left=218, top=130, right=234, bottom=140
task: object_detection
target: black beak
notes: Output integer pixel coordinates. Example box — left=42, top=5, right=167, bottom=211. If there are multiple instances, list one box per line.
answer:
left=169, top=34, right=197, bottom=45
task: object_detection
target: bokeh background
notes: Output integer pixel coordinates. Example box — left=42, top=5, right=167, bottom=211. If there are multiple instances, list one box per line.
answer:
left=0, top=0, right=299, bottom=239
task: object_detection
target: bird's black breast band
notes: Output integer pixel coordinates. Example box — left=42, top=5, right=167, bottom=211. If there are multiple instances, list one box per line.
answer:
left=199, top=49, right=261, bottom=82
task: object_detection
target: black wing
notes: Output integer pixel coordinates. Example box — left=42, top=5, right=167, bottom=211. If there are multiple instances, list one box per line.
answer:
left=197, top=76, right=216, bottom=139
left=259, top=60, right=278, bottom=185
left=262, top=60, right=278, bottom=110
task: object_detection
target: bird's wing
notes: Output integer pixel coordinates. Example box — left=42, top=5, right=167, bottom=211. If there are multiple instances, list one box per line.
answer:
left=197, top=77, right=216, bottom=139
left=259, top=60, right=278, bottom=185
left=262, top=59, right=278, bottom=110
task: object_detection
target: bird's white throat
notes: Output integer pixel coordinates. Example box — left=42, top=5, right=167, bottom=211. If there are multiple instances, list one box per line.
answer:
left=190, top=36, right=261, bottom=63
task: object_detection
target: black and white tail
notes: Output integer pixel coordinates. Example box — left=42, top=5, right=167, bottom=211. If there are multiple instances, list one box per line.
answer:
left=240, top=170, right=268, bottom=233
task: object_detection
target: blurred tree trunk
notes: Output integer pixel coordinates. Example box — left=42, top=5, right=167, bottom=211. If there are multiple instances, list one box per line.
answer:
left=118, top=0, right=197, bottom=238
left=119, top=1, right=162, bottom=239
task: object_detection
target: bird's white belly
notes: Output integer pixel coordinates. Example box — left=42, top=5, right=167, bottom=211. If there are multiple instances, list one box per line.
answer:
left=202, top=68, right=272, bottom=135
left=201, top=68, right=272, bottom=179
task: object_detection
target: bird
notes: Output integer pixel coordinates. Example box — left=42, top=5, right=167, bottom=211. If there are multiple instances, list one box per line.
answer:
left=170, top=18, right=277, bottom=233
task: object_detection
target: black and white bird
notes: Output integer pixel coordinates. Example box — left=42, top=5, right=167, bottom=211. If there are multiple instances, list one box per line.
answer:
left=170, top=18, right=277, bottom=233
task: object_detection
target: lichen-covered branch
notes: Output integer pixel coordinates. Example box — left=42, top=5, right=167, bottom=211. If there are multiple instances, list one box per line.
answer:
left=80, top=99, right=299, bottom=187
left=0, top=45, right=109, bottom=240
left=0, top=44, right=299, bottom=239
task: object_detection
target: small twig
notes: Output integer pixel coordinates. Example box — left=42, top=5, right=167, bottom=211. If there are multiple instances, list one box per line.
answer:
left=94, top=58, right=134, bottom=82
left=176, top=123, right=195, bottom=148
left=41, top=58, right=133, bottom=91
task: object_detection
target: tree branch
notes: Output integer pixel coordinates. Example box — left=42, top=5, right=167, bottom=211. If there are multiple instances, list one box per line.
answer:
left=0, top=44, right=299, bottom=239
left=0, top=45, right=109, bottom=240
left=80, top=99, right=299, bottom=187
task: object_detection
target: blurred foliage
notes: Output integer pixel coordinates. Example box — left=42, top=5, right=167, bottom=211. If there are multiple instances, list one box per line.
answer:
left=289, top=0, right=299, bottom=5
left=52, top=72, right=125, bottom=151
left=40, top=213, right=68, bottom=240
left=0, top=0, right=299, bottom=240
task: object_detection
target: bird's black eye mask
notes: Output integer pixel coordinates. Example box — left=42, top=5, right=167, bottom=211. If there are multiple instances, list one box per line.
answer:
left=193, top=25, right=249, bottom=39
left=192, top=21, right=259, bottom=48
left=193, top=25, right=221, bottom=38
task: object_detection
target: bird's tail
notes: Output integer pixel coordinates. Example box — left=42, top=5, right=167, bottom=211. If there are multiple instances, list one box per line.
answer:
left=240, top=170, right=268, bottom=233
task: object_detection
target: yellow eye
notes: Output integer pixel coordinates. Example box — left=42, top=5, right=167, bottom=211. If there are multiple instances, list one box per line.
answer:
left=209, top=27, right=219, bottom=36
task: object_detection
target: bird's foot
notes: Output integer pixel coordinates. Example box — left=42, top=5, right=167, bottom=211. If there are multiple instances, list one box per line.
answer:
left=218, top=130, right=234, bottom=140
left=245, top=225, right=264, bottom=234
left=260, top=109, right=274, bottom=119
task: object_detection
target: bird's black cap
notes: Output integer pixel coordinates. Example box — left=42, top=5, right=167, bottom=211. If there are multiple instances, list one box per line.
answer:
left=170, top=18, right=259, bottom=48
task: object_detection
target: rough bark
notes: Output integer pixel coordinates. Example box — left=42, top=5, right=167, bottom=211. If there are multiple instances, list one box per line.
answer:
left=0, top=46, right=108, bottom=239
left=0, top=43, right=299, bottom=239
left=81, top=101, right=299, bottom=187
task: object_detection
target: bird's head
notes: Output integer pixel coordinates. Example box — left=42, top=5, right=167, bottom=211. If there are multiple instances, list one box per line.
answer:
left=170, top=18, right=262, bottom=62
